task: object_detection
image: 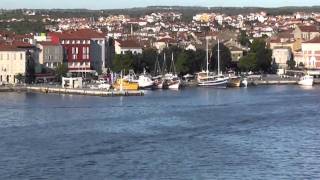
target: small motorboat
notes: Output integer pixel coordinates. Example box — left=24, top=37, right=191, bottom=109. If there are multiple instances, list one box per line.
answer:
left=298, top=75, right=314, bottom=86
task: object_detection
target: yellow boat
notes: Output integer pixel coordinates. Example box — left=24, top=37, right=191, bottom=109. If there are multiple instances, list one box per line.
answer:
left=113, top=79, right=139, bottom=91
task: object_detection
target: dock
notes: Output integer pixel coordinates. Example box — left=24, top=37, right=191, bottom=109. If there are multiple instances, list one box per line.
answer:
left=249, top=80, right=298, bottom=85
left=1, top=86, right=144, bottom=97
left=26, top=86, right=144, bottom=97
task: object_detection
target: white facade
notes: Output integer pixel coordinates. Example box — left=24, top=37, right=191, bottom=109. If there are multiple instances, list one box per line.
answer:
left=301, top=42, right=320, bottom=69
left=0, top=50, right=27, bottom=84
left=272, top=48, right=291, bottom=68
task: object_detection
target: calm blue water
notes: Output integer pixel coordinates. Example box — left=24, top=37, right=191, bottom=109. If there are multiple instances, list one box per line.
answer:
left=1, top=86, right=320, bottom=179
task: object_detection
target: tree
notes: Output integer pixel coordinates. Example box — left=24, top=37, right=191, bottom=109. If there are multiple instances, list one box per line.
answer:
left=238, top=30, right=251, bottom=47
left=112, top=52, right=134, bottom=73
left=210, top=43, right=232, bottom=72
left=140, top=48, right=158, bottom=73
left=287, top=54, right=296, bottom=70
left=55, top=63, right=68, bottom=81
left=15, top=73, right=24, bottom=84
left=175, top=51, right=189, bottom=75
left=238, top=53, right=257, bottom=72
left=250, top=38, right=273, bottom=72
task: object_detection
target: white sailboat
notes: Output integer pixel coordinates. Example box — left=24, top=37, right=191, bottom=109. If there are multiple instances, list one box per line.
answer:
left=164, top=53, right=181, bottom=90
left=298, top=75, right=314, bottom=86
left=152, top=56, right=164, bottom=89
left=197, top=38, right=229, bottom=87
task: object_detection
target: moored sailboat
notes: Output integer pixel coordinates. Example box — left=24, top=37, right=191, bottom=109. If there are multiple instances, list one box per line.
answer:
left=197, top=38, right=228, bottom=87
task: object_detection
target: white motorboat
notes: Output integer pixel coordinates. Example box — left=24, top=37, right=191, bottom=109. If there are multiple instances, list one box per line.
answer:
left=98, top=83, right=111, bottom=90
left=138, top=74, right=154, bottom=89
left=298, top=75, right=314, bottom=86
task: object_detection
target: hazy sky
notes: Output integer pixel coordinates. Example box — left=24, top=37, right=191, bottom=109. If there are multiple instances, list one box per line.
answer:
left=1, top=0, right=319, bottom=9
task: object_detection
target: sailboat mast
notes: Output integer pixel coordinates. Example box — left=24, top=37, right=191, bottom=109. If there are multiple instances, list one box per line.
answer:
left=162, top=53, right=166, bottom=75
left=206, top=37, right=209, bottom=75
left=218, top=39, right=220, bottom=75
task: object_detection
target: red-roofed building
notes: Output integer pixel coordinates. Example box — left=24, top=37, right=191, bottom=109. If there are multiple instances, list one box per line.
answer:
left=115, top=40, right=142, bottom=54
left=48, top=29, right=106, bottom=74
left=294, top=25, right=320, bottom=41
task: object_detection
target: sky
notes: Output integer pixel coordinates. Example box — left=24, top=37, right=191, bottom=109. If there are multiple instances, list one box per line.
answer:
left=0, top=0, right=319, bottom=9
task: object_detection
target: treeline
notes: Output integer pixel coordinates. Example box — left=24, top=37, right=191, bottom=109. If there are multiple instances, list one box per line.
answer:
left=111, top=47, right=206, bottom=75
left=111, top=38, right=274, bottom=75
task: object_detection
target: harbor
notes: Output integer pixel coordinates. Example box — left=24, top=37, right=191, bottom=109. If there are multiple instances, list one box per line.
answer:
left=1, top=85, right=320, bottom=179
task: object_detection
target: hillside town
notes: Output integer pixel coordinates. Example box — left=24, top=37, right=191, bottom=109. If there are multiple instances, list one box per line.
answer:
left=0, top=9, right=320, bottom=86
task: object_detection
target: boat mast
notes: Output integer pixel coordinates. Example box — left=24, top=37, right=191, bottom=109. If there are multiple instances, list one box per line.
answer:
left=171, top=52, right=176, bottom=75
left=206, top=37, right=209, bottom=76
left=217, top=39, right=220, bottom=76
left=162, top=53, right=167, bottom=75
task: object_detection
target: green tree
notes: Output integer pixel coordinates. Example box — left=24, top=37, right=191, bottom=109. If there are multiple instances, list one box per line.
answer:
left=238, top=30, right=251, bottom=47
left=15, top=73, right=24, bottom=84
left=210, top=43, right=232, bottom=72
left=238, top=53, right=257, bottom=72
left=112, top=52, right=134, bottom=73
left=250, top=38, right=273, bottom=72
left=140, top=48, right=158, bottom=73
left=55, top=63, right=68, bottom=81
left=287, top=54, right=296, bottom=70
left=175, top=51, right=189, bottom=74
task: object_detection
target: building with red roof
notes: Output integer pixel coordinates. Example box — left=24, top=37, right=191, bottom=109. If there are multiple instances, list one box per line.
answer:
left=48, top=29, right=106, bottom=74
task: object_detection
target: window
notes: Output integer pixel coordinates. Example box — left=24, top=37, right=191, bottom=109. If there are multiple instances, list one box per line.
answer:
left=20, top=53, right=23, bottom=60
left=7, top=54, right=9, bottom=60
left=66, top=40, right=70, bottom=44
left=72, top=40, right=75, bottom=44
left=62, top=40, right=65, bottom=44
left=76, top=40, right=80, bottom=44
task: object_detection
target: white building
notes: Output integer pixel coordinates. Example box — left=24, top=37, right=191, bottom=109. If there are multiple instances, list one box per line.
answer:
left=272, top=47, right=291, bottom=69
left=115, top=40, right=142, bottom=54
left=301, top=37, right=320, bottom=69
left=0, top=46, right=27, bottom=84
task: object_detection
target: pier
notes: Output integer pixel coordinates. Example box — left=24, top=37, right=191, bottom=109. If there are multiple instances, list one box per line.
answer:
left=0, top=86, right=144, bottom=97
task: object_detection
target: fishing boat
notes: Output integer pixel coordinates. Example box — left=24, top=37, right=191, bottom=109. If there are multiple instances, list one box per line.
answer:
left=113, top=78, right=139, bottom=91
left=124, top=69, right=154, bottom=89
left=197, top=38, right=228, bottom=87
left=113, top=71, right=139, bottom=91
left=298, top=75, right=314, bottom=86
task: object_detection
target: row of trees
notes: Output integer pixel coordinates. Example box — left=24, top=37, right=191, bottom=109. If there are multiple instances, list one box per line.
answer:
left=111, top=39, right=274, bottom=76
left=111, top=47, right=207, bottom=75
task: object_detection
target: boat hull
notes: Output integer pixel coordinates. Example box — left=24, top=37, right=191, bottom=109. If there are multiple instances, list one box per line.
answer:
left=198, top=79, right=228, bottom=87
left=227, top=78, right=241, bottom=87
